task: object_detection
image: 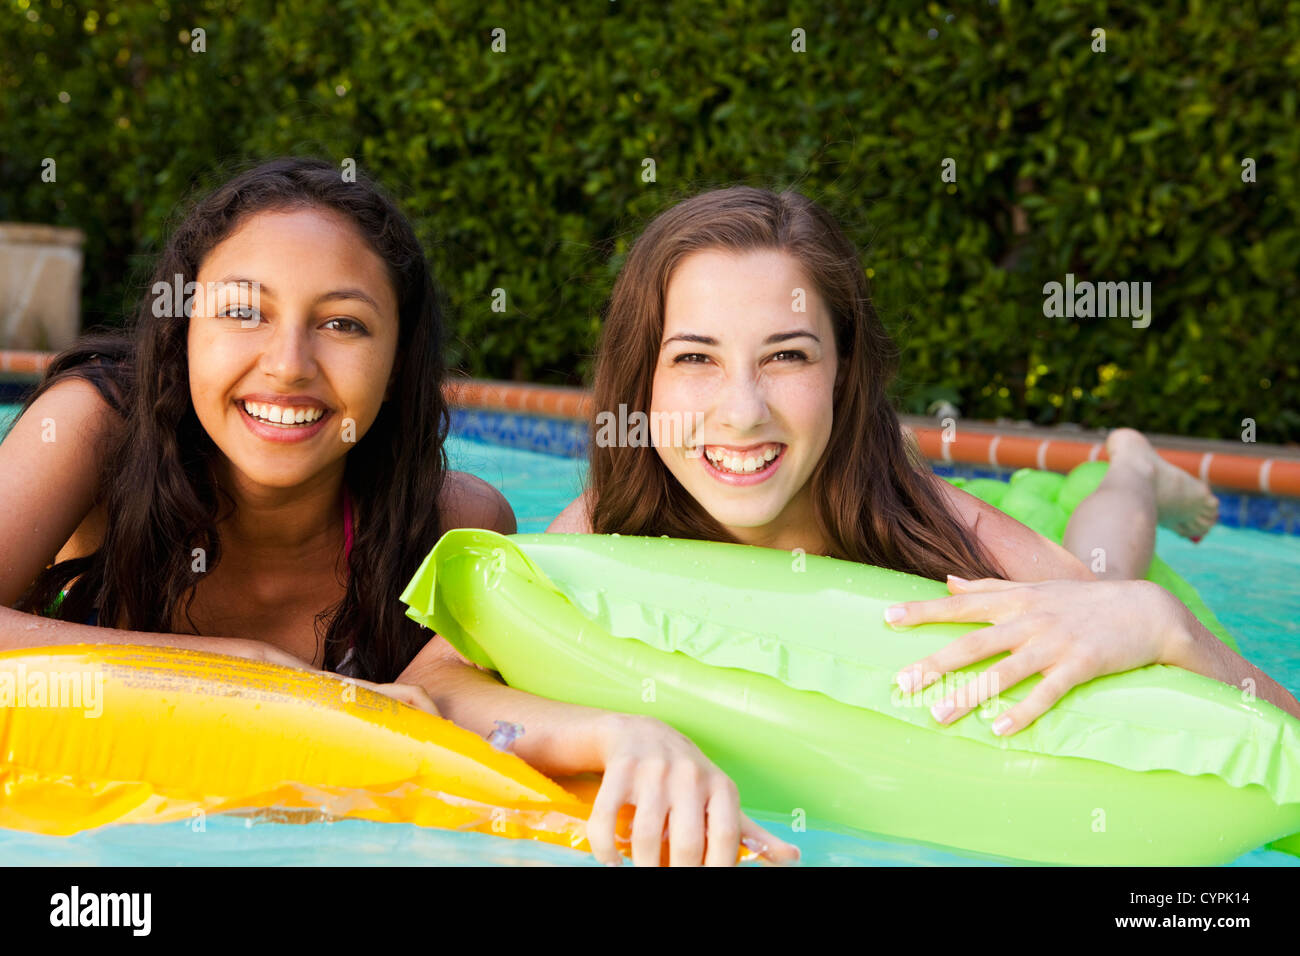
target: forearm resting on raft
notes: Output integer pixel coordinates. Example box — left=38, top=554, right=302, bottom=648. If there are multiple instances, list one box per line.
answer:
left=1161, top=602, right=1300, bottom=720
left=397, top=634, right=632, bottom=778
left=0, top=604, right=307, bottom=669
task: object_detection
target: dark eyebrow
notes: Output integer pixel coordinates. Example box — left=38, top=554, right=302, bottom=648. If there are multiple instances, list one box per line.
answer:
left=764, top=330, right=820, bottom=345
left=661, top=330, right=820, bottom=348
left=662, top=333, right=718, bottom=347
left=214, top=276, right=382, bottom=312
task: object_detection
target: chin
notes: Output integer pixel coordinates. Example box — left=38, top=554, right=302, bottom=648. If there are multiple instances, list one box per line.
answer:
left=227, top=459, right=318, bottom=491
left=693, top=498, right=787, bottom=531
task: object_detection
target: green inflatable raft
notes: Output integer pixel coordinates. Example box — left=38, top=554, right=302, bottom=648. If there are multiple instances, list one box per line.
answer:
left=400, top=463, right=1300, bottom=864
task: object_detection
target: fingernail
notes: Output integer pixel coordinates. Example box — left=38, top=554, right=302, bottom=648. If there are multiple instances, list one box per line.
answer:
left=992, top=716, right=1013, bottom=736
left=931, top=701, right=954, bottom=722
left=1190, top=535, right=1203, bottom=544
left=947, top=574, right=968, bottom=585
left=896, top=668, right=920, bottom=692
left=884, top=606, right=905, bottom=623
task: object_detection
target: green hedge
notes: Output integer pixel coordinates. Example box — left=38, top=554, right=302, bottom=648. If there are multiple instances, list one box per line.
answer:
left=2, top=0, right=1297, bottom=440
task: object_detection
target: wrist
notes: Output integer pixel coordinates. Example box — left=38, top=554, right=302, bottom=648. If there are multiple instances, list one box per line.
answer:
left=1147, top=582, right=1206, bottom=671
left=593, top=711, right=653, bottom=759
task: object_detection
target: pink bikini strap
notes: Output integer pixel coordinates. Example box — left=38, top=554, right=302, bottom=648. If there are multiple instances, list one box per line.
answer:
left=342, top=485, right=355, bottom=565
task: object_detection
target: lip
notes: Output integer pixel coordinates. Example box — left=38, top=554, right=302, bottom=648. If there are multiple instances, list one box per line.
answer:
left=236, top=399, right=333, bottom=444
left=698, top=443, right=786, bottom=486
left=700, top=442, right=782, bottom=454
left=237, top=393, right=332, bottom=410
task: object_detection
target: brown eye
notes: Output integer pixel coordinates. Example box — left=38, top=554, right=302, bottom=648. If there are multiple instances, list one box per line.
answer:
left=324, top=317, right=368, bottom=334
left=221, top=306, right=260, bottom=325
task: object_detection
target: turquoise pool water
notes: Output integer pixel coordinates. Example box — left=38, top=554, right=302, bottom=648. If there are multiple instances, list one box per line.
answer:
left=1, top=412, right=1297, bottom=865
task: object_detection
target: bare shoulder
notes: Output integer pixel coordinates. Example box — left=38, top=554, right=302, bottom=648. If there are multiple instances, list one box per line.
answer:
left=18, top=375, right=122, bottom=434
left=0, top=376, right=124, bottom=606
left=0, top=375, right=123, bottom=503
left=439, top=471, right=517, bottom=534
left=547, top=489, right=593, bottom=533
left=929, top=474, right=1095, bottom=582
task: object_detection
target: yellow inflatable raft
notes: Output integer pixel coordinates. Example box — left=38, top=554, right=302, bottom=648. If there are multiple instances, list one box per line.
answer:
left=0, top=645, right=596, bottom=848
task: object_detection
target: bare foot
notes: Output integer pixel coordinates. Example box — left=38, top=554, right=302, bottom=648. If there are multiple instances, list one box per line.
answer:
left=1105, top=428, right=1219, bottom=539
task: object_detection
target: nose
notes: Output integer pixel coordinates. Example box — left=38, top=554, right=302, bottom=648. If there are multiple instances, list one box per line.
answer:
left=715, top=368, right=771, bottom=434
left=259, top=318, right=317, bottom=384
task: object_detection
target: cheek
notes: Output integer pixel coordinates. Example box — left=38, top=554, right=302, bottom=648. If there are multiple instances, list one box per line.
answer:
left=187, top=328, right=235, bottom=405
left=785, top=375, right=836, bottom=451
left=649, top=367, right=673, bottom=413
left=650, top=367, right=716, bottom=415
left=336, top=342, right=397, bottom=422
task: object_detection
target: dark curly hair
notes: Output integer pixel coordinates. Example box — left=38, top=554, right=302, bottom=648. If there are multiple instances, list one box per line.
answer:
left=15, top=156, right=450, bottom=682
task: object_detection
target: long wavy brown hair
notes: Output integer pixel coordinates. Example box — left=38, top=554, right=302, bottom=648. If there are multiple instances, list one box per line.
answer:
left=589, top=186, right=1006, bottom=582
left=14, top=157, right=451, bottom=682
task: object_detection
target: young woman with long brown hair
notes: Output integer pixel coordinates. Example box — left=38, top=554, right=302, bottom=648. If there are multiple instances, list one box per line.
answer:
left=0, top=160, right=799, bottom=869
left=548, top=185, right=1299, bottom=732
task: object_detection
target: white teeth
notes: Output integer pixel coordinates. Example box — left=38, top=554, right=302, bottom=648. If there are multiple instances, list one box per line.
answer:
left=242, top=400, right=325, bottom=426
left=703, top=445, right=782, bottom=475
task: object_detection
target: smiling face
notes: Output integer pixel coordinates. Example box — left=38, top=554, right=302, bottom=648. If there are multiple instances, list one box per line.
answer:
left=187, top=207, right=400, bottom=493
left=650, top=248, right=839, bottom=547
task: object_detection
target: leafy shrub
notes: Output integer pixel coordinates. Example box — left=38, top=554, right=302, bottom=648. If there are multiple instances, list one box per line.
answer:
left=2, top=0, right=1296, bottom=440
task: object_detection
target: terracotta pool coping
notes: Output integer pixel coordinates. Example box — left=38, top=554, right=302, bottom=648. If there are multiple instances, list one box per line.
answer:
left=6, top=352, right=1297, bottom=496
left=0, top=350, right=53, bottom=376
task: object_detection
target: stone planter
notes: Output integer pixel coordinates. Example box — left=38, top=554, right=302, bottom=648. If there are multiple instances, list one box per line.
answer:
left=0, top=223, right=85, bottom=350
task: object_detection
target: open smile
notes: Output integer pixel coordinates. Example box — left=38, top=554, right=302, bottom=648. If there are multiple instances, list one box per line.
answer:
left=699, top=442, right=786, bottom=484
left=236, top=397, right=333, bottom=443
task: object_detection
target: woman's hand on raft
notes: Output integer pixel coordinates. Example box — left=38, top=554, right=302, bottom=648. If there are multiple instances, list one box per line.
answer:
left=343, top=678, right=441, bottom=717
left=228, top=639, right=441, bottom=717
left=886, top=577, right=1193, bottom=736
left=587, top=714, right=801, bottom=867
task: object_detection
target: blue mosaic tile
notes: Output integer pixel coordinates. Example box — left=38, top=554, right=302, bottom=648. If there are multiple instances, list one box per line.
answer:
left=0, top=382, right=32, bottom=404
left=451, top=408, right=587, bottom=459
left=930, top=463, right=1016, bottom=482
left=1246, top=493, right=1300, bottom=535
left=1215, top=492, right=1248, bottom=530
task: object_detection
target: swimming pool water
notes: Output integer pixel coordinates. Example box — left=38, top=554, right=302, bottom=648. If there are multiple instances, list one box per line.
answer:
left=445, top=434, right=588, bottom=534
left=0, top=422, right=1297, bottom=865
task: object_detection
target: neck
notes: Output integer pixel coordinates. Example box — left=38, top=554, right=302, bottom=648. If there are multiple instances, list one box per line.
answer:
left=213, top=459, right=347, bottom=561
left=722, top=489, right=830, bottom=556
